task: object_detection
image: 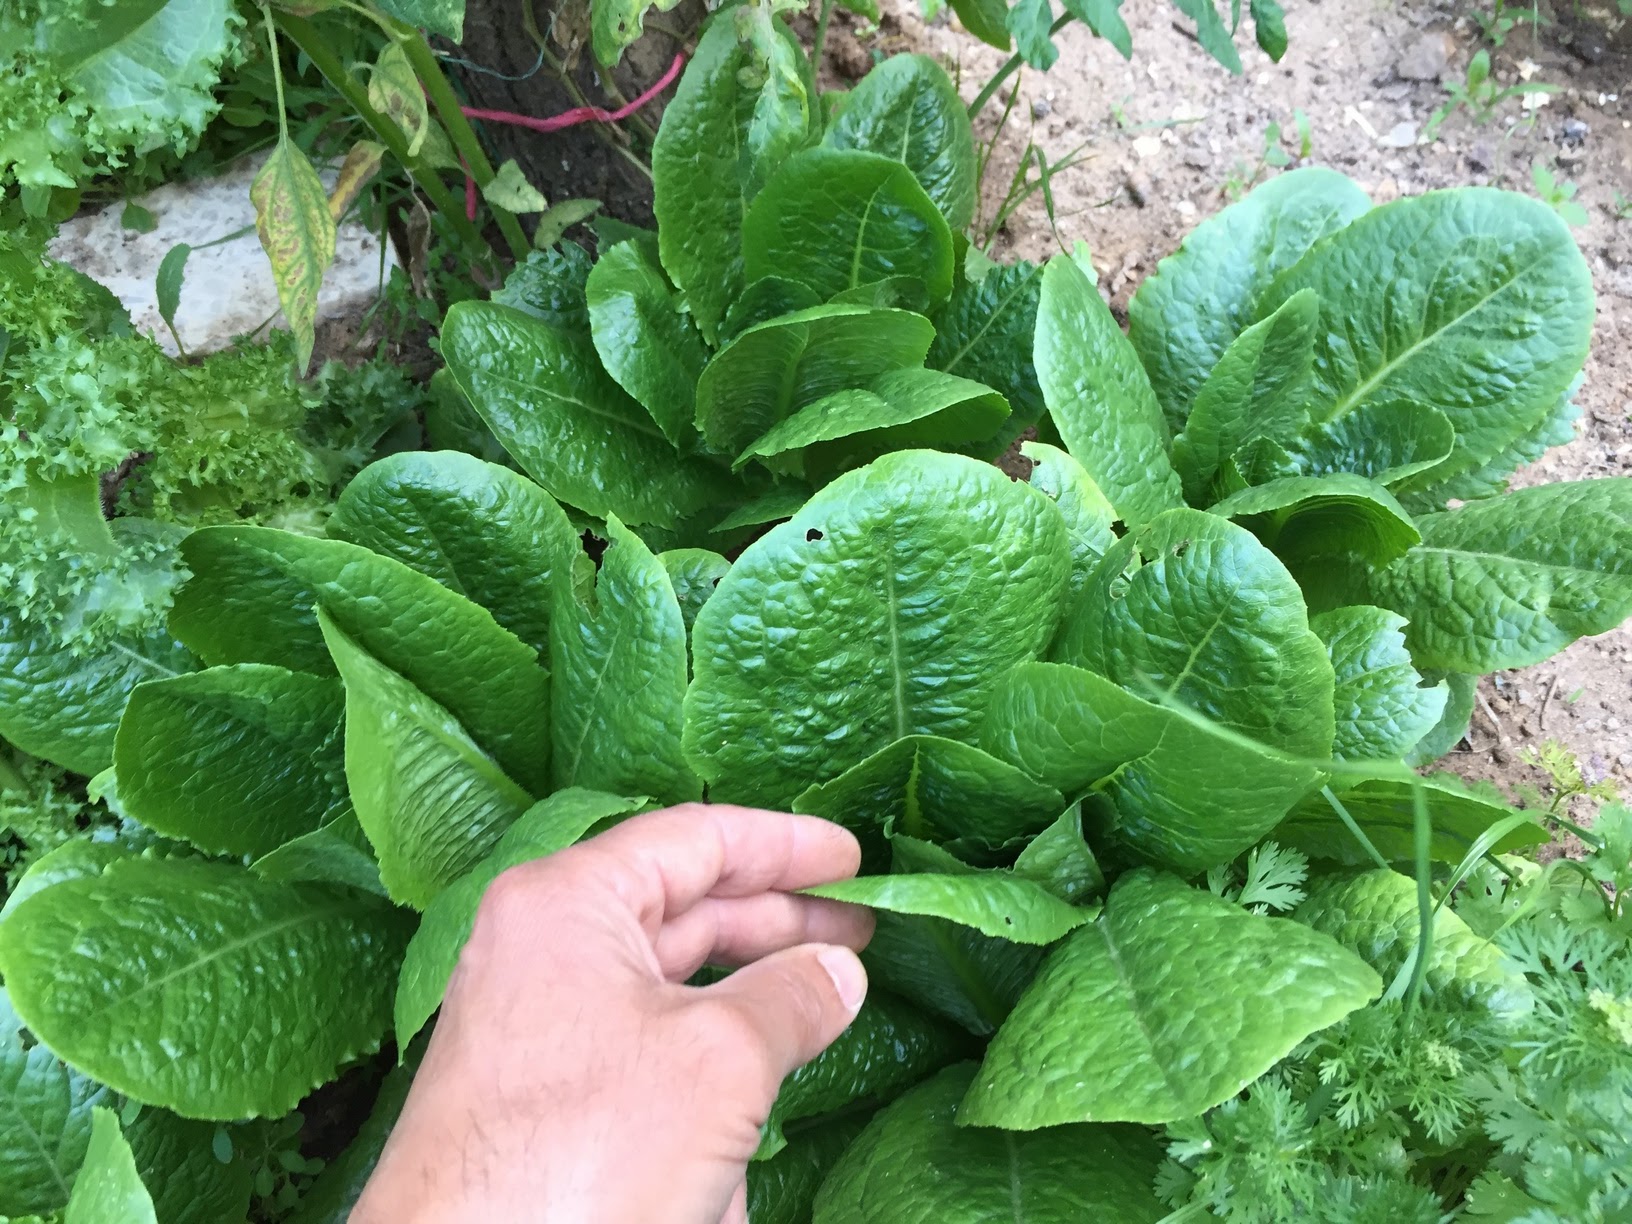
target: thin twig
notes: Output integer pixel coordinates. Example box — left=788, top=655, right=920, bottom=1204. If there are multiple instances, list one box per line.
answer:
left=1537, top=671, right=1561, bottom=732
left=1476, top=689, right=1505, bottom=741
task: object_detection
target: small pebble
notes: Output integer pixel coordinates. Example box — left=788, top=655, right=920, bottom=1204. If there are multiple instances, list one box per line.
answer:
left=1609, top=717, right=1622, bottom=731
left=1585, top=717, right=1603, bottom=732
left=1618, top=752, right=1632, bottom=767
left=1125, top=171, right=1153, bottom=207
left=1031, top=97, right=1053, bottom=120
left=1562, top=116, right=1589, bottom=143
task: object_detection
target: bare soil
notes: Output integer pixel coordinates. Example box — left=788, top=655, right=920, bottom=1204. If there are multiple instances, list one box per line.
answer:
left=834, top=0, right=1632, bottom=820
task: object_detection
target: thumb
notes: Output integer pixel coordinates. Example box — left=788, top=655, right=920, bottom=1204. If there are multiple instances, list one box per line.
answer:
left=700, top=943, right=868, bottom=1085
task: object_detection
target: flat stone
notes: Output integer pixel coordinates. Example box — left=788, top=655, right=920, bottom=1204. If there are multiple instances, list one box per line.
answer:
left=1396, top=32, right=1452, bottom=81
left=50, top=150, right=397, bottom=357
left=1378, top=121, right=1419, bottom=148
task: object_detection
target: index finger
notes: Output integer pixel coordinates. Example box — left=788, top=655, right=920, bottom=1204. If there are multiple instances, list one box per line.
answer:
left=572, top=803, right=862, bottom=935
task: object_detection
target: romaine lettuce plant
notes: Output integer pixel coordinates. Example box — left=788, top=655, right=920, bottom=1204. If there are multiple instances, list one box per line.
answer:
left=3, top=72, right=1630, bottom=1221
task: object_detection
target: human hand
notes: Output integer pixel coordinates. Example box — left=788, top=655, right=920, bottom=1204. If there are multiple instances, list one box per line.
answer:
left=352, top=804, right=875, bottom=1224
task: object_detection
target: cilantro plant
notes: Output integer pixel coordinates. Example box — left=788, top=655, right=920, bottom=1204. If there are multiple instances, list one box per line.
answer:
left=3, top=23, right=1632, bottom=1224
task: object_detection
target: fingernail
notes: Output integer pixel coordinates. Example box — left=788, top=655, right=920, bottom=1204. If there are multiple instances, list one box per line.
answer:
left=817, top=946, right=867, bottom=1015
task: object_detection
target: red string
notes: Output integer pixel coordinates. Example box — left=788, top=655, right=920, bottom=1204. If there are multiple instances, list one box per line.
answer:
left=461, top=52, right=684, bottom=134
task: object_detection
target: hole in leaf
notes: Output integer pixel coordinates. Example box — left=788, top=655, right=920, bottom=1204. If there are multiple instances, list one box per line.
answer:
left=806, top=529, right=824, bottom=542
left=1172, top=539, right=1191, bottom=558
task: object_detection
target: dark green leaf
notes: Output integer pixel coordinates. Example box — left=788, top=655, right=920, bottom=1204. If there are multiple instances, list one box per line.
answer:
left=1209, top=473, right=1421, bottom=575
left=926, top=261, right=1045, bottom=453
left=860, top=911, right=1045, bottom=1035
left=156, top=243, right=190, bottom=331
left=370, top=0, right=464, bottom=40
left=683, top=451, right=1070, bottom=809
left=1061, top=0, right=1133, bottom=56
left=720, top=277, right=822, bottom=344
left=1169, top=0, right=1241, bottom=72
left=283, top=1047, right=418, bottom=1224
left=948, top=0, right=1011, bottom=47
left=747, top=1113, right=871, bottom=1224
left=658, top=548, right=731, bottom=636
left=960, top=870, right=1379, bottom=1126
left=742, top=148, right=955, bottom=305
left=114, top=664, right=347, bottom=858
left=1249, top=0, right=1287, bottom=57
left=1019, top=442, right=1116, bottom=606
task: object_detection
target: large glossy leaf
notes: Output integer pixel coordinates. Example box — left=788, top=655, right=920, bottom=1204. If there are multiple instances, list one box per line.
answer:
left=693, top=304, right=935, bottom=457
left=1260, top=190, right=1595, bottom=494
left=1289, top=400, right=1456, bottom=489
left=862, top=910, right=1044, bottom=1036
left=756, top=989, right=966, bottom=1160
left=170, top=525, right=549, bottom=793
left=1365, top=479, right=1632, bottom=672
left=0, top=858, right=411, bottom=1120
left=0, top=613, right=195, bottom=775
left=1275, top=776, right=1547, bottom=866
left=113, top=665, right=346, bottom=858
left=586, top=239, right=708, bottom=449
left=983, top=663, right=1323, bottom=874
left=1295, top=868, right=1529, bottom=1013
left=651, top=13, right=811, bottom=343
left=822, top=55, right=976, bottom=230
left=552, top=518, right=698, bottom=803
left=1128, top=168, right=1370, bottom=428
left=1020, top=443, right=1115, bottom=606
left=1034, top=255, right=1183, bottom=527
left=683, top=451, right=1070, bottom=808
left=320, top=612, right=532, bottom=910
left=748, top=1114, right=871, bottom=1224
left=814, top=1064, right=1167, bottom=1222
left=926, top=261, right=1044, bottom=452
left=1311, top=606, right=1447, bottom=761
left=0, top=840, right=130, bottom=928
left=328, top=451, right=575, bottom=660
left=960, top=870, right=1380, bottom=1126
left=659, top=549, right=731, bottom=636
left=736, top=368, right=1009, bottom=476
left=742, top=148, right=954, bottom=305
left=64, top=1108, right=156, bottom=1224
left=1171, top=289, right=1318, bottom=501
left=793, top=735, right=1062, bottom=867
left=440, top=301, right=734, bottom=528
left=1055, top=509, right=1336, bottom=760
left=250, top=811, right=385, bottom=898
left=805, top=873, right=1090, bottom=944
left=394, top=790, right=648, bottom=1047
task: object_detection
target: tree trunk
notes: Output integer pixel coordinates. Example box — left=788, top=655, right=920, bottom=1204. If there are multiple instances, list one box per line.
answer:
left=446, top=0, right=702, bottom=229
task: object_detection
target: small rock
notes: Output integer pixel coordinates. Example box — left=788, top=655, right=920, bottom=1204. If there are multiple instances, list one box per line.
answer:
left=1031, top=97, right=1053, bottom=120
left=1183, top=148, right=1211, bottom=170
left=1562, top=116, right=1589, bottom=144
left=1175, top=200, right=1197, bottom=218
left=1609, top=717, right=1622, bottom=731
left=1132, top=134, right=1163, bottom=160
left=1396, top=32, right=1451, bottom=81
left=1378, top=82, right=1412, bottom=102
left=1618, top=752, right=1632, bottom=768
left=1125, top=171, right=1153, bottom=207
left=1373, top=177, right=1402, bottom=202
left=1493, top=745, right=1513, bottom=765
left=1585, top=717, right=1604, bottom=732
left=1517, top=688, right=1534, bottom=705
left=1466, top=140, right=1496, bottom=172
left=1378, top=121, right=1419, bottom=148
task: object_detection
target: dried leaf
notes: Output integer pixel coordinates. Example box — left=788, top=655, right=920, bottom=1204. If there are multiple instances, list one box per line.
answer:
left=251, top=139, right=337, bottom=374
left=367, top=41, right=428, bottom=158
left=329, top=140, right=386, bottom=222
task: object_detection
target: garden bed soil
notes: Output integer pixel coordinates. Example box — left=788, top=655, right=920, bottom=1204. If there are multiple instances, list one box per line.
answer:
left=841, top=0, right=1631, bottom=824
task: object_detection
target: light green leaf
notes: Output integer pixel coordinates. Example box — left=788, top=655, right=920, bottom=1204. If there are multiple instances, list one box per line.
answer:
left=0, top=840, right=129, bottom=929
left=748, top=1114, right=872, bottom=1224
left=814, top=1064, right=1167, bottom=1222
left=171, top=525, right=549, bottom=794
left=821, top=54, right=976, bottom=230
left=683, top=451, right=1070, bottom=809
left=694, top=303, right=935, bottom=457
left=1288, top=401, right=1456, bottom=489
left=1209, top=472, right=1420, bottom=584
left=586, top=239, right=708, bottom=449
left=948, top=0, right=1011, bottom=47
left=1295, top=869, right=1530, bottom=1015
left=251, top=139, right=335, bottom=374
left=0, top=858, right=411, bottom=1120
left=927, top=261, right=1045, bottom=453
left=743, top=148, right=954, bottom=305
left=1170, top=0, right=1241, bottom=71
left=1275, top=775, right=1547, bottom=866
left=552, top=517, right=698, bottom=804
left=804, top=873, right=1090, bottom=944
left=482, top=159, right=547, bottom=214
left=960, top=870, right=1380, bottom=1126
left=64, top=1109, right=155, bottom=1224
left=736, top=367, right=1009, bottom=475
left=366, top=41, right=427, bottom=158
left=1129, top=168, right=1370, bottom=428
left=756, top=989, right=967, bottom=1160
left=1407, top=672, right=1477, bottom=765
left=591, top=0, right=681, bottom=65
left=793, top=735, right=1063, bottom=868
left=983, top=662, right=1323, bottom=874
left=1364, top=479, right=1632, bottom=672
left=658, top=548, right=731, bottom=636
left=113, top=664, right=347, bottom=858
left=1260, top=190, right=1595, bottom=495
left=320, top=610, right=533, bottom=910
left=652, top=13, right=811, bottom=343
left=393, top=790, right=648, bottom=1047
left=1019, top=442, right=1116, bottom=606
left=1005, top=0, right=1060, bottom=69
left=0, top=612, right=194, bottom=776
left=1062, top=0, right=1133, bottom=55
left=531, top=197, right=602, bottom=248
left=250, top=810, right=386, bottom=898
left=328, top=451, right=576, bottom=661
left=440, top=301, right=736, bottom=528
left=1055, top=508, right=1337, bottom=760
left=370, top=0, right=464, bottom=40
left=1034, top=255, right=1183, bottom=528
left=1311, top=605, right=1448, bottom=761
left=1171, top=289, right=1319, bottom=501
left=1010, top=804, right=1104, bottom=904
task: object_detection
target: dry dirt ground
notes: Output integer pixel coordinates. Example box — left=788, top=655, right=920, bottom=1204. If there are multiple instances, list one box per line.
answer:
left=823, top=0, right=1631, bottom=822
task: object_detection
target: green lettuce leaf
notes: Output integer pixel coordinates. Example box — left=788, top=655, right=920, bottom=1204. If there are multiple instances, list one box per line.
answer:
left=64, top=1108, right=155, bottom=1224
left=927, top=261, right=1045, bottom=453
left=1275, top=775, right=1546, bottom=865
left=804, top=873, right=1091, bottom=944
left=1311, top=605, right=1448, bottom=761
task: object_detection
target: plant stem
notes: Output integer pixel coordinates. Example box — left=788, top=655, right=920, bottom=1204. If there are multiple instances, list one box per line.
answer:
left=400, top=31, right=532, bottom=261
left=272, top=11, right=489, bottom=253
left=812, top=0, right=838, bottom=73
left=967, top=14, right=1072, bottom=120
left=1404, top=780, right=1434, bottom=1012
left=259, top=5, right=290, bottom=144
